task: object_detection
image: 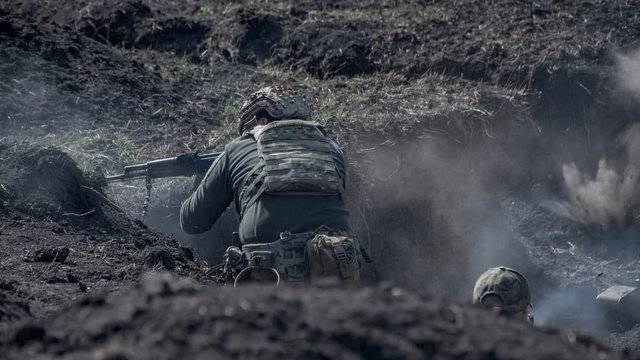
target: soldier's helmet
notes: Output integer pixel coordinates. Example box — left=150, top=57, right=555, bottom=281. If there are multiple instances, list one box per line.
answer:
left=473, top=266, right=532, bottom=321
left=237, top=86, right=310, bottom=134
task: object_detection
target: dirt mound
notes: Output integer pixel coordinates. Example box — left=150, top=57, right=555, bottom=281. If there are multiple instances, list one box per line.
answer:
left=212, top=7, right=284, bottom=65
left=273, top=21, right=374, bottom=79
left=200, top=0, right=640, bottom=88
left=3, top=272, right=629, bottom=360
left=0, top=146, right=96, bottom=221
left=75, top=0, right=152, bottom=46
left=0, top=144, right=139, bottom=232
left=0, top=145, right=210, bottom=322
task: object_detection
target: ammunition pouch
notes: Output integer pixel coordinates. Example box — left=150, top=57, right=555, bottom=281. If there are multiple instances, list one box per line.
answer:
left=225, top=229, right=365, bottom=287
left=305, top=232, right=362, bottom=285
left=233, top=231, right=311, bottom=287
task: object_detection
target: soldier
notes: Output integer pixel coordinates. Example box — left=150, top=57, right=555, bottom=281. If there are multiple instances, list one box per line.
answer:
left=473, top=266, right=534, bottom=323
left=180, top=86, right=364, bottom=286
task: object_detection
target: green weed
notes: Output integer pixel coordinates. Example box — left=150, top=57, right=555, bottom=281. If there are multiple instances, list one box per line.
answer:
left=198, top=4, right=226, bottom=15
left=111, top=135, right=141, bottom=164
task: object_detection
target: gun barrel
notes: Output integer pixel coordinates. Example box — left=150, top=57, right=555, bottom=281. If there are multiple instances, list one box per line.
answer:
left=105, top=151, right=221, bottom=182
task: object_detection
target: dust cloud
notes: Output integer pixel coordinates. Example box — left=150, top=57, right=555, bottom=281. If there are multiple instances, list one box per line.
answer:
left=616, top=49, right=640, bottom=98
left=545, top=48, right=640, bottom=228
left=534, top=287, right=609, bottom=338
left=547, top=125, right=640, bottom=228
left=351, top=135, right=531, bottom=301
left=531, top=49, right=640, bottom=338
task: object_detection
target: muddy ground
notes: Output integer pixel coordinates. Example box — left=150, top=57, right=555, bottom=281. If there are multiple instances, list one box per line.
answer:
left=2, top=0, right=640, bottom=358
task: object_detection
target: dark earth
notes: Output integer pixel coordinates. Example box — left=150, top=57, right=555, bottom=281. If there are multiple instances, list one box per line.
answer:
left=2, top=0, right=640, bottom=358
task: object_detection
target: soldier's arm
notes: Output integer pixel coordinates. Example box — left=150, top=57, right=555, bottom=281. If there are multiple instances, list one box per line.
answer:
left=180, top=151, right=233, bottom=234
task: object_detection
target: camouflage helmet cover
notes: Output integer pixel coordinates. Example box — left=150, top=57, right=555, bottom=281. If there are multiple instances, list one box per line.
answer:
left=238, top=86, right=310, bottom=134
left=472, top=266, right=531, bottom=313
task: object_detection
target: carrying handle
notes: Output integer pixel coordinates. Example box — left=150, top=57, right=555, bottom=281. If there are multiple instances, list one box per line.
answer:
left=233, top=267, right=281, bottom=288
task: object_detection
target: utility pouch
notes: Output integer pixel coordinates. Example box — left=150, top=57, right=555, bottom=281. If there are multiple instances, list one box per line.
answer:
left=237, top=232, right=311, bottom=285
left=305, top=232, right=362, bottom=285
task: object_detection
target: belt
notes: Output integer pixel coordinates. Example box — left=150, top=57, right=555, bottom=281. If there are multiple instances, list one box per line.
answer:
left=240, top=231, right=314, bottom=282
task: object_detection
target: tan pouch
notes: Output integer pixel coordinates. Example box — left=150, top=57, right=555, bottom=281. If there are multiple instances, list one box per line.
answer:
left=305, top=233, right=361, bottom=285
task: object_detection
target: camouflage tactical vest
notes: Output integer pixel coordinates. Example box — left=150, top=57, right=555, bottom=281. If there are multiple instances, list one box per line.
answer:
left=239, top=120, right=344, bottom=216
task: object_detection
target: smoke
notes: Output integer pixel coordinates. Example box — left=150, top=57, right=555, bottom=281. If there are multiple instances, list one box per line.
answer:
left=543, top=48, right=640, bottom=228
left=350, top=134, right=533, bottom=301
left=534, top=286, right=609, bottom=338
left=548, top=119, right=640, bottom=228
left=525, top=49, right=640, bottom=338
left=615, top=49, right=640, bottom=98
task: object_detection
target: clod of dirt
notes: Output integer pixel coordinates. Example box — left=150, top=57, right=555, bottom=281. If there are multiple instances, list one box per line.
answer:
left=273, top=23, right=375, bottom=78
left=138, top=272, right=199, bottom=297
left=143, top=247, right=176, bottom=270
left=0, top=280, right=18, bottom=291
left=32, top=246, right=69, bottom=263
left=3, top=272, right=630, bottom=360
left=179, top=246, right=194, bottom=262
left=0, top=19, right=18, bottom=36
left=212, top=8, right=284, bottom=65
left=12, top=324, right=45, bottom=347
left=77, top=282, right=88, bottom=293
left=0, top=293, right=30, bottom=323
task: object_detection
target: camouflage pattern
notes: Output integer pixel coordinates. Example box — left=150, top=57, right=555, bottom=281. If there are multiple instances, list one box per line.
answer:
left=239, top=231, right=311, bottom=282
left=473, top=266, right=531, bottom=316
left=239, top=119, right=344, bottom=215
left=305, top=232, right=361, bottom=285
left=229, top=230, right=362, bottom=286
left=238, top=86, right=310, bottom=135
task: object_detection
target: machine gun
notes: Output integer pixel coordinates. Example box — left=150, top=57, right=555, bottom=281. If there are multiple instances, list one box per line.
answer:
left=105, top=151, right=222, bottom=217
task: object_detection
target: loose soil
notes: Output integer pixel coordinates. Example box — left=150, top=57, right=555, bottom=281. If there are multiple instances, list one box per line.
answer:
left=0, top=144, right=210, bottom=323
left=4, top=273, right=636, bottom=360
left=2, top=0, right=640, bottom=358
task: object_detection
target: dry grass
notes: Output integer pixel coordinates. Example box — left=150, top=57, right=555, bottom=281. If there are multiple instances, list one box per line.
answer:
left=306, top=4, right=448, bottom=28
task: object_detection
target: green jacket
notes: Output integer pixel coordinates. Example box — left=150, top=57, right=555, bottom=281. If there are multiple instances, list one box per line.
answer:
left=179, top=133, right=351, bottom=244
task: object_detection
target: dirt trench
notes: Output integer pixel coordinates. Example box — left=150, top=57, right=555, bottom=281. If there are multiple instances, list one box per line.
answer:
left=1, top=145, right=633, bottom=359
left=3, top=0, right=640, bottom=357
